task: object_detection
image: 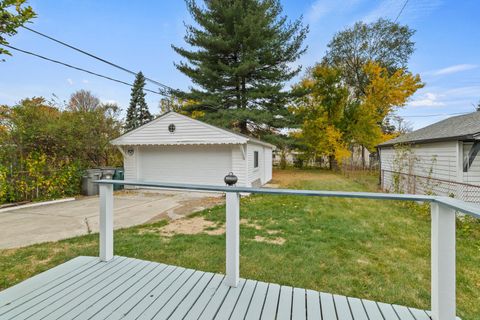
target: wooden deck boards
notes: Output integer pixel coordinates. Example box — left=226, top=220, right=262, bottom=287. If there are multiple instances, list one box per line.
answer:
left=0, top=256, right=436, bottom=320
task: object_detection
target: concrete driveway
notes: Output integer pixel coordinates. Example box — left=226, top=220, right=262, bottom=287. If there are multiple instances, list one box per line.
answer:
left=0, top=190, right=223, bottom=249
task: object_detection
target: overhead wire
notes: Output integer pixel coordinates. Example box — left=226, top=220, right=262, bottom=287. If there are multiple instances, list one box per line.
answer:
left=394, top=0, right=409, bottom=22
left=2, top=44, right=168, bottom=96
left=21, top=25, right=175, bottom=93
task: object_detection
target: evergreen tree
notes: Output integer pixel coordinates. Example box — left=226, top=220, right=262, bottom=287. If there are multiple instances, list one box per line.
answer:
left=172, top=0, right=308, bottom=136
left=125, top=72, right=153, bottom=131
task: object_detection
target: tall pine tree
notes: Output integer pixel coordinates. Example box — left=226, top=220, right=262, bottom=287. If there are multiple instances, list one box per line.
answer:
left=125, top=72, right=153, bottom=131
left=172, top=0, right=308, bottom=136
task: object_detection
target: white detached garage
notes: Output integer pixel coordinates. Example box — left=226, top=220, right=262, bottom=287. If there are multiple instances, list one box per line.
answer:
left=111, top=112, right=274, bottom=187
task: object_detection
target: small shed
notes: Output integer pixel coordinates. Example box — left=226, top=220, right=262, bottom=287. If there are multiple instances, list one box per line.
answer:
left=111, top=112, right=274, bottom=187
left=378, top=111, right=480, bottom=202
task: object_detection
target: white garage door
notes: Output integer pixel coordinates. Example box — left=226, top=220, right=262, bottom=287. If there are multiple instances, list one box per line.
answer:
left=138, top=145, right=232, bottom=185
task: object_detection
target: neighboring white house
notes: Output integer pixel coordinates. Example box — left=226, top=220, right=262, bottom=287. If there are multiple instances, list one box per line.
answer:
left=378, top=111, right=480, bottom=202
left=111, top=112, right=274, bottom=187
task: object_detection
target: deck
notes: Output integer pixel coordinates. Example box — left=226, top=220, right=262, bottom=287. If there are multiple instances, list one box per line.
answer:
left=0, top=256, right=436, bottom=320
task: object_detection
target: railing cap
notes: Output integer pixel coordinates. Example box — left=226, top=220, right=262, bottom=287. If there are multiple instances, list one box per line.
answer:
left=94, top=179, right=480, bottom=219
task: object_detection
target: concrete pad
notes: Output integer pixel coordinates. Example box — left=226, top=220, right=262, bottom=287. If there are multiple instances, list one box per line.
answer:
left=0, top=190, right=224, bottom=249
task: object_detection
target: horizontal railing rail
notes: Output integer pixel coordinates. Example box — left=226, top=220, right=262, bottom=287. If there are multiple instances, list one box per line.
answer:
left=95, top=179, right=480, bottom=218
left=95, top=179, right=480, bottom=320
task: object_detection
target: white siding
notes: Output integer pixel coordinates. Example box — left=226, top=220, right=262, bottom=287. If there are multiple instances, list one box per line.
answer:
left=380, top=141, right=458, bottom=180
left=231, top=145, right=247, bottom=187
left=122, top=146, right=138, bottom=189
left=247, top=143, right=264, bottom=187
left=264, top=147, right=272, bottom=183
left=379, top=141, right=480, bottom=202
left=112, top=113, right=246, bottom=146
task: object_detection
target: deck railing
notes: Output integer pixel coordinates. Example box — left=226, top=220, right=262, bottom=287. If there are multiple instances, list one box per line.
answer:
left=95, top=179, right=480, bottom=320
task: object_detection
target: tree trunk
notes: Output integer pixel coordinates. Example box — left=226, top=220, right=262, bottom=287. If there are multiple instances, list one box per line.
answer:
left=361, top=145, right=366, bottom=170
left=328, top=155, right=334, bottom=170
left=241, top=77, right=247, bottom=109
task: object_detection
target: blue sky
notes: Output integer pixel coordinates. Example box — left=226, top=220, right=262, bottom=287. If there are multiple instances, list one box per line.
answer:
left=1, top=0, right=479, bottom=129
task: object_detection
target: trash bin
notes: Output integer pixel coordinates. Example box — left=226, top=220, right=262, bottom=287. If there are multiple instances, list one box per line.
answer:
left=113, top=168, right=124, bottom=191
left=81, top=169, right=102, bottom=196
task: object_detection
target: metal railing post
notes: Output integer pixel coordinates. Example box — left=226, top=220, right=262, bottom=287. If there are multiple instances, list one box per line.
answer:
left=431, top=202, right=456, bottom=320
left=99, top=183, right=114, bottom=262
left=225, top=191, right=240, bottom=287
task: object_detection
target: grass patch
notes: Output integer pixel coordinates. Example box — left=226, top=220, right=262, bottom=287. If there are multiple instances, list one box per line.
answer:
left=1, top=168, right=479, bottom=319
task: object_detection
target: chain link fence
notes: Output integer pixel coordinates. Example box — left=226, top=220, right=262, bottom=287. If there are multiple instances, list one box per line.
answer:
left=381, top=169, right=480, bottom=203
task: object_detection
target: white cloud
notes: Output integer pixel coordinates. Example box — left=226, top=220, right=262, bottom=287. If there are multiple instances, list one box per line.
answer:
left=82, top=79, right=89, bottom=84
left=306, top=0, right=362, bottom=24
left=408, top=92, right=445, bottom=107
left=66, top=78, right=74, bottom=85
left=363, top=0, right=442, bottom=23
left=433, top=64, right=478, bottom=76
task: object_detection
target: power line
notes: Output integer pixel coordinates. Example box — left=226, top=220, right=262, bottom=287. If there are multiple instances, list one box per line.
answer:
left=21, top=25, right=175, bottom=93
left=2, top=44, right=168, bottom=97
left=394, top=0, right=409, bottom=22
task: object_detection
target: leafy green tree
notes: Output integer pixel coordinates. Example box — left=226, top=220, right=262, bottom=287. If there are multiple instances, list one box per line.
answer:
left=0, top=96, right=123, bottom=203
left=172, top=0, right=308, bottom=135
left=125, top=72, right=153, bottom=131
left=0, top=0, right=36, bottom=58
left=61, top=103, right=122, bottom=166
left=324, top=18, right=415, bottom=99
left=0, top=97, right=122, bottom=167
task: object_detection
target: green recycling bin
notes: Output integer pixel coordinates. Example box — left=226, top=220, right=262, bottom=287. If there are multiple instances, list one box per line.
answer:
left=113, top=168, right=124, bottom=191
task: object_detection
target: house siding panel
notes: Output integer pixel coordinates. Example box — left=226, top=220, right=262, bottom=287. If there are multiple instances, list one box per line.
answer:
left=379, top=141, right=479, bottom=201
left=247, top=143, right=266, bottom=186
left=264, top=148, right=273, bottom=183
left=112, top=113, right=246, bottom=145
left=231, top=145, right=247, bottom=187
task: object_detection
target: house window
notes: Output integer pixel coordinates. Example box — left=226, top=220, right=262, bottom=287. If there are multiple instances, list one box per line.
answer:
left=168, top=123, right=176, bottom=133
left=254, top=151, right=259, bottom=168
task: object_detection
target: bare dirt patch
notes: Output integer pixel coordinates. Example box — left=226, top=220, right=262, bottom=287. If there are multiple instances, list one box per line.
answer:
left=147, top=196, right=225, bottom=223
left=240, top=218, right=282, bottom=236
left=253, top=235, right=286, bottom=245
left=142, top=216, right=225, bottom=237
left=240, top=218, right=263, bottom=230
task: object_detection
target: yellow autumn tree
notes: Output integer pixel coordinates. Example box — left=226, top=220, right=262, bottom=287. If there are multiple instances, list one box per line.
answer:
left=293, top=62, right=423, bottom=169
left=293, top=64, right=351, bottom=168
left=347, top=62, right=424, bottom=150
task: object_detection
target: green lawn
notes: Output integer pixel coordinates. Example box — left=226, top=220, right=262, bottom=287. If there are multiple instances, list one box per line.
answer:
left=1, top=169, right=479, bottom=319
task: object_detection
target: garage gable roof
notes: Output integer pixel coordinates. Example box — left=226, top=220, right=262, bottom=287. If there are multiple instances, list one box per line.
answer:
left=111, top=112, right=272, bottom=147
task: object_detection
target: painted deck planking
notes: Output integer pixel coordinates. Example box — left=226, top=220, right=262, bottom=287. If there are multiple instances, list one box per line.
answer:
left=0, top=256, right=445, bottom=320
